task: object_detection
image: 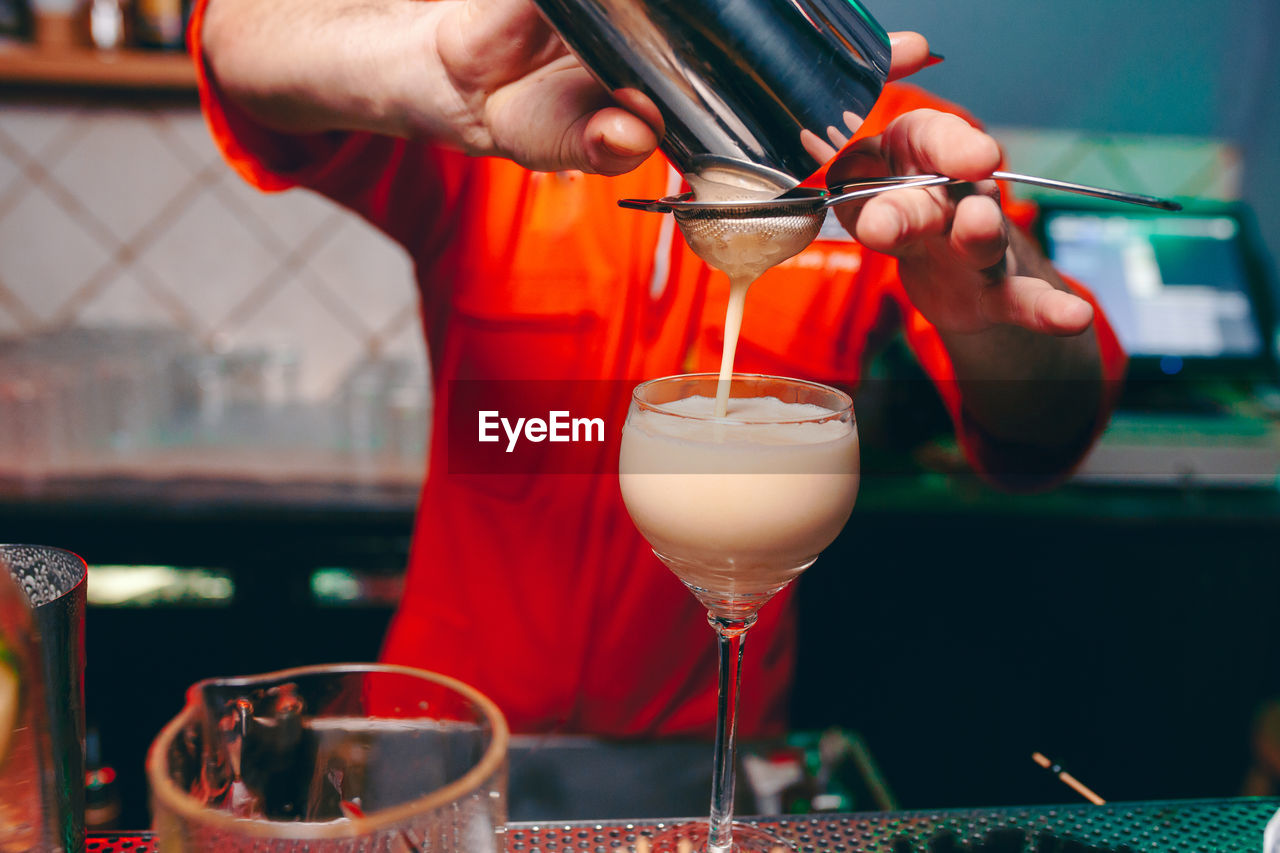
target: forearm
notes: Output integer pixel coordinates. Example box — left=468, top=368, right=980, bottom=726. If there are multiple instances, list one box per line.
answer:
left=201, top=0, right=468, bottom=145
left=938, top=227, right=1105, bottom=450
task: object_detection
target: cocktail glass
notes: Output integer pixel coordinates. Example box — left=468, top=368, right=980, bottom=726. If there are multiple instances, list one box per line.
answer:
left=147, top=663, right=509, bottom=852
left=619, top=373, right=859, bottom=853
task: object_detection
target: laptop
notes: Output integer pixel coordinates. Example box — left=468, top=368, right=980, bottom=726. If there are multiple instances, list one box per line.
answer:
left=1036, top=201, right=1280, bottom=486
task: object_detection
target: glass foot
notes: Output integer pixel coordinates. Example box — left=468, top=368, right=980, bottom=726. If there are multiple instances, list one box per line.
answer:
left=647, top=821, right=792, bottom=853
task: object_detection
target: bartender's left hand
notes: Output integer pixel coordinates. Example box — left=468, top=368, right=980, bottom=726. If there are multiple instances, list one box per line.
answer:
left=828, top=109, right=1094, bottom=338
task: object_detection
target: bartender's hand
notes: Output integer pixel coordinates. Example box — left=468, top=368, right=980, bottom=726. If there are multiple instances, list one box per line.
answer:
left=201, top=0, right=935, bottom=176
left=828, top=109, right=1106, bottom=451
left=829, top=109, right=1093, bottom=338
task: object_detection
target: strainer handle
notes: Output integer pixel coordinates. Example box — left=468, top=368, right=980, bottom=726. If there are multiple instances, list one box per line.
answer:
left=618, top=197, right=680, bottom=213
left=827, top=172, right=1182, bottom=211
left=823, top=175, right=953, bottom=207
left=992, top=171, right=1181, bottom=210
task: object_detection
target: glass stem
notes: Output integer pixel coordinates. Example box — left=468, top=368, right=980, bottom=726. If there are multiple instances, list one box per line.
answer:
left=708, top=613, right=756, bottom=853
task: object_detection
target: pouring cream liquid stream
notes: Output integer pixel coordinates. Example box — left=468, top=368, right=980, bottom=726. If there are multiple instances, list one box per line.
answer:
left=685, top=172, right=811, bottom=416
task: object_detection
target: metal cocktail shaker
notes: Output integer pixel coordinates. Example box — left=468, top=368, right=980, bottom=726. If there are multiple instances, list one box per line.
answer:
left=531, top=0, right=891, bottom=191
left=1, top=544, right=88, bottom=853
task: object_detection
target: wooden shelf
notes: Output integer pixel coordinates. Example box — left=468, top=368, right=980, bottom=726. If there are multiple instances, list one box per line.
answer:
left=0, top=45, right=195, bottom=90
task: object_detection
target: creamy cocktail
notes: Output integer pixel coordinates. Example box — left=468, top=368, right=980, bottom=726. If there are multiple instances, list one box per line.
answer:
left=618, top=373, right=857, bottom=853
left=619, top=382, right=858, bottom=617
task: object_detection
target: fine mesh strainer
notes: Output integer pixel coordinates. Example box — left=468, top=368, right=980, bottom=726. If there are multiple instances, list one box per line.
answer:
left=619, top=173, right=1181, bottom=268
left=619, top=179, right=951, bottom=271
left=656, top=189, right=837, bottom=274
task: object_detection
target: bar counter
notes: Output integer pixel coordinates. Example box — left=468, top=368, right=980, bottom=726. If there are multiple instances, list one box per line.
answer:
left=86, top=797, right=1280, bottom=852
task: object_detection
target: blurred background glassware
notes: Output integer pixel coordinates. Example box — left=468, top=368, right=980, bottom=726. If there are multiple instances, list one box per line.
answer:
left=0, top=544, right=90, bottom=853
left=339, top=356, right=430, bottom=479
left=0, top=0, right=32, bottom=42
left=0, top=369, right=62, bottom=485
left=133, top=0, right=183, bottom=49
left=0, top=326, right=426, bottom=487
left=529, top=0, right=892, bottom=193
left=147, top=663, right=509, bottom=853
left=27, top=0, right=85, bottom=48
left=88, top=0, right=126, bottom=49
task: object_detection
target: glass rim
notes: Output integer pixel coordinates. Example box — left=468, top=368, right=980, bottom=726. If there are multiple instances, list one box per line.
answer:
left=145, top=663, right=510, bottom=840
left=0, top=543, right=89, bottom=604
left=631, top=373, right=854, bottom=424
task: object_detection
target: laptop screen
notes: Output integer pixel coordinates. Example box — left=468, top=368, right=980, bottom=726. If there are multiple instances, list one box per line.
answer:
left=1039, top=207, right=1269, bottom=372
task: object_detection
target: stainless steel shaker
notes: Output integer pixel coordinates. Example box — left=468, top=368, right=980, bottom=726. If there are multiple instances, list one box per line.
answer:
left=1, top=544, right=88, bottom=853
left=531, top=0, right=891, bottom=191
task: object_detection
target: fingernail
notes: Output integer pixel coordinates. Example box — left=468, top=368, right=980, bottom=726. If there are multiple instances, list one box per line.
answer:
left=601, top=136, right=645, bottom=157
left=924, top=52, right=945, bottom=68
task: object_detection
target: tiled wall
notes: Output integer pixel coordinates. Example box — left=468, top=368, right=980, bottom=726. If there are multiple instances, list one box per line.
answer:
left=0, top=101, right=426, bottom=404
left=0, top=99, right=432, bottom=484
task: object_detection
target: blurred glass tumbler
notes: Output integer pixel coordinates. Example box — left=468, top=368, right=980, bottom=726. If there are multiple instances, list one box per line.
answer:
left=530, top=0, right=892, bottom=191
left=147, top=664, right=509, bottom=852
left=0, top=544, right=88, bottom=853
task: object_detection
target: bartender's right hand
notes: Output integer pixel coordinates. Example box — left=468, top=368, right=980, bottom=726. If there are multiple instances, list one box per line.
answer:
left=203, top=0, right=933, bottom=177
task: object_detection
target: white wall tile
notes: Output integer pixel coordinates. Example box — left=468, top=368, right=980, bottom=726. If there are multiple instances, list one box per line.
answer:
left=75, top=268, right=186, bottom=328
left=155, top=109, right=223, bottom=170
left=0, top=104, right=80, bottom=159
left=232, top=178, right=344, bottom=249
left=47, top=111, right=200, bottom=244
left=0, top=304, right=22, bottom=337
left=0, top=144, right=22, bottom=199
left=208, top=167, right=337, bottom=251
left=135, top=190, right=281, bottom=334
left=0, top=185, right=113, bottom=322
left=379, top=307, right=426, bottom=358
left=305, top=214, right=418, bottom=336
left=378, top=310, right=431, bottom=395
left=221, top=271, right=367, bottom=401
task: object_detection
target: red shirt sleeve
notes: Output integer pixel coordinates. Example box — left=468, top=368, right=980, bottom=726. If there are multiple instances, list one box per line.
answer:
left=187, top=0, right=468, bottom=252
left=852, top=85, right=1128, bottom=489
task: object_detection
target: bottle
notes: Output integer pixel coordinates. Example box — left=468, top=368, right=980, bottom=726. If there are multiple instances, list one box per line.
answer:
left=84, top=725, right=122, bottom=831
left=0, top=0, right=32, bottom=43
left=88, top=0, right=126, bottom=49
left=133, top=0, right=181, bottom=49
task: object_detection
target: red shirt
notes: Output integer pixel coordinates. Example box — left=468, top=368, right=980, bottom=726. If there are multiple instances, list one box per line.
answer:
left=191, top=2, right=1125, bottom=737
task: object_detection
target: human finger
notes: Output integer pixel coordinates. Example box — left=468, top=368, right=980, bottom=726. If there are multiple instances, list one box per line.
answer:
left=846, top=186, right=953, bottom=254
left=609, top=88, right=665, bottom=141
left=579, top=106, right=661, bottom=175
left=887, top=32, right=931, bottom=81
left=486, top=60, right=657, bottom=174
left=879, top=109, right=1001, bottom=181
left=979, top=276, right=1095, bottom=336
left=949, top=193, right=1008, bottom=271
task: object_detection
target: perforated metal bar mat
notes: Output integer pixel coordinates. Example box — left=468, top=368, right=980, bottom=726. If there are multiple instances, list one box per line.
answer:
left=86, top=797, right=1279, bottom=852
